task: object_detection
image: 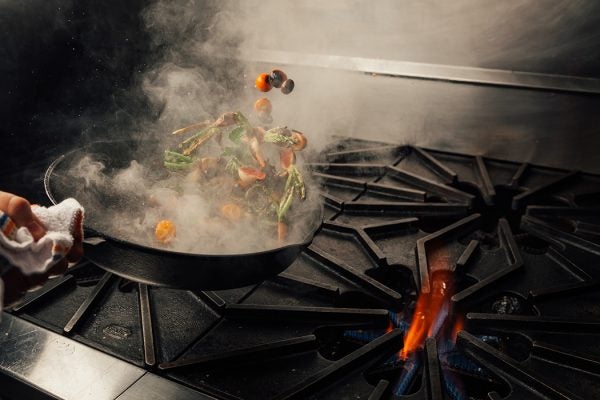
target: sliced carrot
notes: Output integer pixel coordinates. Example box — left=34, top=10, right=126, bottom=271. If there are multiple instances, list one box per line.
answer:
left=254, top=98, right=272, bottom=115
left=221, top=203, right=243, bottom=222
left=280, top=148, right=296, bottom=169
left=155, top=220, right=176, bottom=243
left=238, top=166, right=266, bottom=188
left=291, top=131, right=307, bottom=151
left=249, top=137, right=267, bottom=169
left=277, top=221, right=288, bottom=242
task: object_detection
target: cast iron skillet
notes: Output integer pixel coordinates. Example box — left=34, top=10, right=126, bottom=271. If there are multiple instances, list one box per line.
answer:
left=44, top=140, right=323, bottom=290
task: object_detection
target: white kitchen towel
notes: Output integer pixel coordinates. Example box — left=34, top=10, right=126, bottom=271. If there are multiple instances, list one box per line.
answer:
left=0, top=198, right=84, bottom=310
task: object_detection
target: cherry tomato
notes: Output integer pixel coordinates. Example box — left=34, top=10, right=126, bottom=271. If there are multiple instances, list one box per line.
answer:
left=281, top=79, right=294, bottom=94
left=269, top=69, right=287, bottom=88
left=254, top=98, right=272, bottom=115
left=255, top=73, right=272, bottom=92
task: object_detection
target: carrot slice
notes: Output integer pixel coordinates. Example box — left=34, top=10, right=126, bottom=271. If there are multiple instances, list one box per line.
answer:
left=155, top=220, right=176, bottom=243
left=238, top=166, right=266, bottom=188
left=254, top=98, right=272, bottom=114
left=291, top=131, right=307, bottom=151
left=221, top=203, right=243, bottom=222
left=280, top=148, right=296, bottom=169
left=277, top=221, right=288, bottom=242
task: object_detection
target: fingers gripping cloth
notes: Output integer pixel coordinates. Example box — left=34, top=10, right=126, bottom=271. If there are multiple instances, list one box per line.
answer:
left=0, top=198, right=84, bottom=310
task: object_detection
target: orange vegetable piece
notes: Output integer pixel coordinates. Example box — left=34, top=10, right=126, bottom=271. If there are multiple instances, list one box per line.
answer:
left=254, top=97, right=272, bottom=115
left=155, top=220, right=176, bottom=243
left=255, top=73, right=272, bottom=92
left=291, top=130, right=307, bottom=151
left=277, top=221, right=288, bottom=242
left=280, top=148, right=296, bottom=169
left=238, top=166, right=266, bottom=188
left=221, top=203, right=243, bottom=222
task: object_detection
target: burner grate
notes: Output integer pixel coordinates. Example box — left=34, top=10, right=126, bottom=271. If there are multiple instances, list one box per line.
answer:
left=8, top=137, right=600, bottom=399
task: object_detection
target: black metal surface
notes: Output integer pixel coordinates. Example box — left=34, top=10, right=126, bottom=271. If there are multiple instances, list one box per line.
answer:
left=63, top=271, right=114, bottom=334
left=138, top=283, right=156, bottom=367
left=44, top=140, right=324, bottom=290
left=8, top=137, right=600, bottom=400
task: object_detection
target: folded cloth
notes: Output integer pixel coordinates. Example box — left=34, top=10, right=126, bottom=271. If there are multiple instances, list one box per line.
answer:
left=0, top=198, right=84, bottom=310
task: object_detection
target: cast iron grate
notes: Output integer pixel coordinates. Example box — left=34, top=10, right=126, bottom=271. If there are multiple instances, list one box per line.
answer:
left=9, top=137, right=600, bottom=400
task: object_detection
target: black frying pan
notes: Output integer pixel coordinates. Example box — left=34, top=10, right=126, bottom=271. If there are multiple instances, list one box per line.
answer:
left=44, top=140, right=323, bottom=290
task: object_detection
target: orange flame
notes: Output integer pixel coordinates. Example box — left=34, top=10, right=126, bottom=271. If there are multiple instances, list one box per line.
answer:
left=451, top=315, right=464, bottom=343
left=400, top=270, right=454, bottom=360
left=385, top=320, right=394, bottom=334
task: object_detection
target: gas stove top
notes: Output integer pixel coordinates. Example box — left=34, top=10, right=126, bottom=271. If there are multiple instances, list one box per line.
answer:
left=1, top=137, right=599, bottom=400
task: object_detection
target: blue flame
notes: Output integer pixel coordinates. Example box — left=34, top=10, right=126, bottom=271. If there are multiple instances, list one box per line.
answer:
left=392, top=353, right=421, bottom=396
left=342, top=311, right=409, bottom=344
left=442, top=369, right=468, bottom=400
left=439, top=338, right=490, bottom=379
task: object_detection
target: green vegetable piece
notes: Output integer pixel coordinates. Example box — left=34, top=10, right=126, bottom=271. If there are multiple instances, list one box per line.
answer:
left=291, top=166, right=306, bottom=200
left=164, top=150, right=192, bottom=164
left=225, top=157, right=242, bottom=176
left=277, top=186, right=295, bottom=221
left=179, top=126, right=212, bottom=146
left=229, top=126, right=246, bottom=144
left=233, top=111, right=251, bottom=127
left=164, top=161, right=192, bottom=171
left=263, top=128, right=295, bottom=147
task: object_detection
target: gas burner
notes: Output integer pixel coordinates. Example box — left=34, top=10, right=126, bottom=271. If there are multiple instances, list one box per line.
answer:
left=6, top=137, right=600, bottom=400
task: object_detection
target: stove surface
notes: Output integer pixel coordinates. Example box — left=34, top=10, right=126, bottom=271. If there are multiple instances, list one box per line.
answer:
left=2, top=137, right=600, bottom=400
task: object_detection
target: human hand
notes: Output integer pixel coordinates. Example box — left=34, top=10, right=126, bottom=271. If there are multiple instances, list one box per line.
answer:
left=0, top=191, right=83, bottom=306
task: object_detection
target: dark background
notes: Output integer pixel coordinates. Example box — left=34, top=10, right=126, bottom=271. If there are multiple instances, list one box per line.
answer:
left=1, top=0, right=154, bottom=172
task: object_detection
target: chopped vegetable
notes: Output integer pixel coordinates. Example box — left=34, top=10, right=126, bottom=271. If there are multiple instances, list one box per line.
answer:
left=254, top=98, right=272, bottom=115
left=291, top=131, right=307, bottom=151
left=171, top=121, right=211, bottom=136
left=164, top=150, right=193, bottom=164
left=238, top=166, right=266, bottom=188
left=280, top=148, right=295, bottom=169
left=281, top=79, right=294, bottom=94
left=255, top=73, right=272, bottom=92
left=164, top=110, right=309, bottom=241
left=277, top=221, right=288, bottom=242
left=269, top=69, right=287, bottom=88
left=249, top=137, right=267, bottom=168
left=221, top=203, right=243, bottom=222
left=155, top=220, right=176, bottom=243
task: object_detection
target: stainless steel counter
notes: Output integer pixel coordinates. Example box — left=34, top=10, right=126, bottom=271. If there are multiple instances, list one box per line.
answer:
left=0, top=313, right=215, bottom=400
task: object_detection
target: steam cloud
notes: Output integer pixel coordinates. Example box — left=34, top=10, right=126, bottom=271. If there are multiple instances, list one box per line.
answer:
left=15, top=0, right=600, bottom=253
left=57, top=0, right=322, bottom=254
left=67, top=152, right=320, bottom=254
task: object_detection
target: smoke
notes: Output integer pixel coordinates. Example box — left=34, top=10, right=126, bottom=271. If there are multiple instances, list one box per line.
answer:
left=210, top=0, right=600, bottom=170
left=139, top=0, right=248, bottom=133
left=65, top=152, right=319, bottom=254
left=3, top=0, right=599, bottom=173
left=56, top=0, right=599, bottom=255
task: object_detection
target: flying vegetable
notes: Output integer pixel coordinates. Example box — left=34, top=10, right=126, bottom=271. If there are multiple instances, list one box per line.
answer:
left=163, top=111, right=308, bottom=242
